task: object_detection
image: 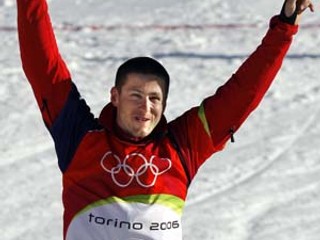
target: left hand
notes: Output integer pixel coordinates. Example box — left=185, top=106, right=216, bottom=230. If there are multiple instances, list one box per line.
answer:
left=284, top=0, right=315, bottom=25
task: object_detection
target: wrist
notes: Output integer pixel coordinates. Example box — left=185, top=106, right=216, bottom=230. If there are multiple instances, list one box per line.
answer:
left=279, top=1, right=298, bottom=25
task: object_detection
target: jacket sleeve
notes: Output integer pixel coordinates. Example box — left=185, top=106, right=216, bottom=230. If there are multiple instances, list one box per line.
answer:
left=17, top=0, right=72, bottom=127
left=169, top=16, right=298, bottom=180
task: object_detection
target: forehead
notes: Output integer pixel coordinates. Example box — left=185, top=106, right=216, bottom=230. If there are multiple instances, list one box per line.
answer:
left=122, top=73, right=165, bottom=94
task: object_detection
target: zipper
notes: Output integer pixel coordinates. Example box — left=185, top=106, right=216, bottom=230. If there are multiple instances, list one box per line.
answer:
left=229, top=127, right=235, bottom=143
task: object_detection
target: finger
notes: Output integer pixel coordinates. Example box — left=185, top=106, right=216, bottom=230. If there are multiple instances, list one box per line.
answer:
left=297, top=0, right=314, bottom=13
left=309, top=3, right=315, bottom=12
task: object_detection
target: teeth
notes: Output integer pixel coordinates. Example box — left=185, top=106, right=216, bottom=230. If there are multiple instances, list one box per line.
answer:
left=136, top=117, right=148, bottom=121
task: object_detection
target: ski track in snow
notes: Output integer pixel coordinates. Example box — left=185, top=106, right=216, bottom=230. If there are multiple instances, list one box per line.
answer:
left=1, top=0, right=320, bottom=239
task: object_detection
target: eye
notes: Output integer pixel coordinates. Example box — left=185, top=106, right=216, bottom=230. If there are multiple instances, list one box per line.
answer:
left=130, top=93, right=142, bottom=99
left=149, top=96, right=162, bottom=103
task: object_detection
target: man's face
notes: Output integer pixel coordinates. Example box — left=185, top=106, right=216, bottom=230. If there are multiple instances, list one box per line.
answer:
left=111, top=73, right=166, bottom=139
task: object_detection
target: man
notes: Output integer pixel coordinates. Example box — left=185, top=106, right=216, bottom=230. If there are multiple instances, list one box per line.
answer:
left=17, top=0, right=314, bottom=239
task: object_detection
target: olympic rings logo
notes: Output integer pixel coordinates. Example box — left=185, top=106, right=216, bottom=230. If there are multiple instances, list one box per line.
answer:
left=100, top=152, right=172, bottom=188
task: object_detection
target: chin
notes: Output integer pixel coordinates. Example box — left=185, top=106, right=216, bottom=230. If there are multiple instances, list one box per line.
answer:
left=134, top=129, right=152, bottom=139
left=136, top=132, right=150, bottom=139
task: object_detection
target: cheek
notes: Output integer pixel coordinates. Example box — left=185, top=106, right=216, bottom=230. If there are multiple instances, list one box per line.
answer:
left=153, top=105, right=164, bottom=118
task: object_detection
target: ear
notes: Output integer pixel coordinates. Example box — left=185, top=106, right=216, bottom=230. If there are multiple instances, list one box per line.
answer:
left=110, top=87, right=119, bottom=107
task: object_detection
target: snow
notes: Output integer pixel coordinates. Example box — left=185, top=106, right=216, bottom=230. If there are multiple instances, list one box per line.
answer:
left=1, top=0, right=320, bottom=239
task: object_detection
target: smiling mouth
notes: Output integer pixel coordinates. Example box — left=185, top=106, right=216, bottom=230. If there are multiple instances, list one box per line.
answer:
left=135, top=116, right=150, bottom=122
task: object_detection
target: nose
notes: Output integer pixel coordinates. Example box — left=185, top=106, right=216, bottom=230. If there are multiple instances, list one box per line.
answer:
left=139, top=97, right=151, bottom=112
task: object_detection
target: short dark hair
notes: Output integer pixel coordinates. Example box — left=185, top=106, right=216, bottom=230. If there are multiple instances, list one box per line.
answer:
left=115, top=56, right=170, bottom=99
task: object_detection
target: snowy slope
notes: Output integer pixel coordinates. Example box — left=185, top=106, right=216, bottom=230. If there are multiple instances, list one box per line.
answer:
left=1, top=0, right=320, bottom=239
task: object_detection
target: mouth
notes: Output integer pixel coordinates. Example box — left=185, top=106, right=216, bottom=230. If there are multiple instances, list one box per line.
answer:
left=134, top=116, right=150, bottom=122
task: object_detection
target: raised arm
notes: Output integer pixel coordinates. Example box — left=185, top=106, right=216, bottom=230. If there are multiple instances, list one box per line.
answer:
left=17, top=0, right=72, bottom=126
left=169, top=0, right=315, bottom=179
left=205, top=0, right=315, bottom=148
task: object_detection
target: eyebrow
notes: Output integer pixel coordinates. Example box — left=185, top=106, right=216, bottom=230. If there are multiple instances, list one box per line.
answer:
left=129, top=88, right=162, bottom=97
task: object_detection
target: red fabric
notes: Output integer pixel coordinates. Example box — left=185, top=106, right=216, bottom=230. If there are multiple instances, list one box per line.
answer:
left=17, top=0, right=72, bottom=126
left=62, top=129, right=189, bottom=236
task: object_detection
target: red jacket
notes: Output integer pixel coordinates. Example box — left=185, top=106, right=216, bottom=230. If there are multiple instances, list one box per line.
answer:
left=17, top=0, right=297, bottom=239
